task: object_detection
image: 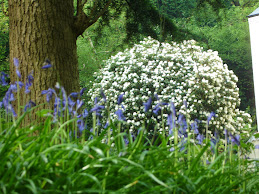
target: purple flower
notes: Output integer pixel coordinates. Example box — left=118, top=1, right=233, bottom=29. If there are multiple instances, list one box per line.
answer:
left=16, top=69, right=21, bottom=79
left=118, top=93, right=124, bottom=105
left=170, top=102, right=176, bottom=117
left=196, top=134, right=204, bottom=144
left=100, top=89, right=106, bottom=103
left=76, top=99, right=84, bottom=110
left=80, top=88, right=87, bottom=96
left=15, top=81, right=24, bottom=89
left=178, top=114, right=187, bottom=136
left=77, top=119, right=87, bottom=133
left=24, top=100, right=36, bottom=111
left=25, top=82, right=31, bottom=94
left=41, top=88, right=56, bottom=103
left=69, top=92, right=78, bottom=98
left=7, top=104, right=17, bottom=117
left=167, top=113, right=174, bottom=135
left=207, top=112, right=216, bottom=125
left=183, top=100, right=187, bottom=109
left=14, top=58, right=19, bottom=68
left=255, top=145, right=259, bottom=149
left=83, top=108, right=88, bottom=118
left=191, top=120, right=199, bottom=134
left=229, top=133, right=240, bottom=146
left=42, top=59, right=52, bottom=69
left=153, top=102, right=168, bottom=115
left=115, top=109, right=126, bottom=121
left=104, top=122, right=109, bottom=129
left=143, top=97, right=152, bottom=112
left=90, top=104, right=105, bottom=116
left=1, top=72, right=9, bottom=86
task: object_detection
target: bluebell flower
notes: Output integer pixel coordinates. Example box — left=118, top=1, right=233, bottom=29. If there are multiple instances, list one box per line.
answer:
left=104, top=122, right=109, bottom=129
left=7, top=104, right=17, bottom=117
left=207, top=112, right=216, bottom=125
left=229, top=133, right=240, bottom=146
left=183, top=100, right=187, bottom=109
left=77, top=119, right=87, bottom=133
left=69, top=92, right=78, bottom=98
left=143, top=97, right=152, bottom=112
left=80, top=88, right=87, bottom=96
left=167, top=113, right=173, bottom=136
left=196, top=134, right=204, bottom=144
left=15, top=81, right=24, bottom=89
left=115, top=109, right=126, bottom=121
left=153, top=102, right=168, bottom=115
left=14, top=58, right=19, bottom=68
left=100, top=88, right=106, bottom=103
left=123, top=136, right=129, bottom=145
left=83, top=108, right=88, bottom=118
left=16, top=69, right=21, bottom=79
left=41, top=88, right=56, bottom=103
left=178, top=114, right=187, bottom=136
left=255, top=145, right=259, bottom=149
left=191, top=120, right=199, bottom=134
left=90, top=104, right=105, bottom=117
left=0, top=101, right=3, bottom=108
left=42, top=59, right=52, bottom=69
left=25, top=82, right=31, bottom=94
left=1, top=72, right=9, bottom=86
left=117, top=93, right=124, bottom=105
left=170, top=102, right=176, bottom=117
left=24, top=100, right=36, bottom=111
left=76, top=99, right=84, bottom=110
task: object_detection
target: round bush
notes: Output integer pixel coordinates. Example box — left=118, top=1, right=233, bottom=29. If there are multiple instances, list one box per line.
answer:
left=88, top=37, right=252, bottom=136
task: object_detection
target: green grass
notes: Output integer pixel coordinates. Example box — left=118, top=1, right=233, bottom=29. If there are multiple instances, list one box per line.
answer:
left=0, top=109, right=258, bottom=193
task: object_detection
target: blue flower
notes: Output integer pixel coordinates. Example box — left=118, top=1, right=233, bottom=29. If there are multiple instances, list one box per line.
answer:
left=143, top=97, right=152, bottom=112
left=16, top=69, right=21, bottom=79
left=77, top=119, right=87, bottom=133
left=76, top=99, right=84, bottom=110
left=207, top=112, right=216, bottom=125
left=115, top=109, right=126, bottom=121
left=170, top=102, right=176, bottom=117
left=196, top=134, right=204, bottom=144
left=80, top=88, right=87, bottom=96
left=153, top=102, right=167, bottom=115
left=117, top=93, right=124, bottom=105
left=83, top=108, right=88, bottom=118
left=69, top=92, right=78, bottom=98
left=14, top=58, right=19, bottom=68
left=1, top=72, right=9, bottom=86
left=255, top=145, right=259, bottom=149
left=167, top=113, right=174, bottom=135
left=229, top=133, right=240, bottom=146
left=100, top=88, right=107, bottom=103
left=41, top=88, right=56, bottom=103
left=42, top=59, right=52, bottom=69
left=24, top=100, right=36, bottom=111
left=191, top=120, right=199, bottom=134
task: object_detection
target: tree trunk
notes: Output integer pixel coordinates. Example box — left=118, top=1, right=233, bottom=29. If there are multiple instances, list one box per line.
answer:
left=8, top=0, right=79, bottom=111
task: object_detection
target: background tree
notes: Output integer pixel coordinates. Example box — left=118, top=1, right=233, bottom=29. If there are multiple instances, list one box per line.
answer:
left=5, top=0, right=182, bottom=112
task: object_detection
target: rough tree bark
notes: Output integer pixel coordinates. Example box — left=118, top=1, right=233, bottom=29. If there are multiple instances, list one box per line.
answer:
left=8, top=0, right=111, bottom=114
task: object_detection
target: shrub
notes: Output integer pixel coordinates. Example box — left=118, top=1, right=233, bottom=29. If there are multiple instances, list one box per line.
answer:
left=87, top=37, right=252, bottom=136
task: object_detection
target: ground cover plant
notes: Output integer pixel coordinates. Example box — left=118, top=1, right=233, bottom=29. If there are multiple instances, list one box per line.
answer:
left=0, top=41, right=259, bottom=193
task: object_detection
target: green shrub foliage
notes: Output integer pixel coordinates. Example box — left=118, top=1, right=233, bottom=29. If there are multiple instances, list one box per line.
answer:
left=88, top=37, right=252, bottom=136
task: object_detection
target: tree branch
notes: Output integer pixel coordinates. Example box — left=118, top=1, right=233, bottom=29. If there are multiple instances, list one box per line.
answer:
left=73, top=0, right=112, bottom=37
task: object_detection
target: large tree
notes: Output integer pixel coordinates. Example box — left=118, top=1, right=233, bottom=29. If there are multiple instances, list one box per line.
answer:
left=7, top=0, right=182, bottom=111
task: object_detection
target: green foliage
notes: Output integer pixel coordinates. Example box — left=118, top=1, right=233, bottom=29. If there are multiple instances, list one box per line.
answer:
left=169, top=2, right=259, bottom=114
left=0, top=9, right=9, bottom=99
left=77, top=13, right=129, bottom=89
left=0, top=110, right=258, bottom=193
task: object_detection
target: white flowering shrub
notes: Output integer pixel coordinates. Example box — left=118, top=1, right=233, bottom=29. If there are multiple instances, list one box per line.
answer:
left=88, top=37, right=252, bottom=135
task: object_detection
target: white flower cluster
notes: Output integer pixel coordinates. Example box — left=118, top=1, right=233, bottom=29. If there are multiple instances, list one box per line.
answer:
left=87, top=37, right=251, bottom=135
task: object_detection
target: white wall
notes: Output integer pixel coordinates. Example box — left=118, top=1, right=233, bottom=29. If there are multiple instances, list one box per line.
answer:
left=248, top=15, right=259, bottom=132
